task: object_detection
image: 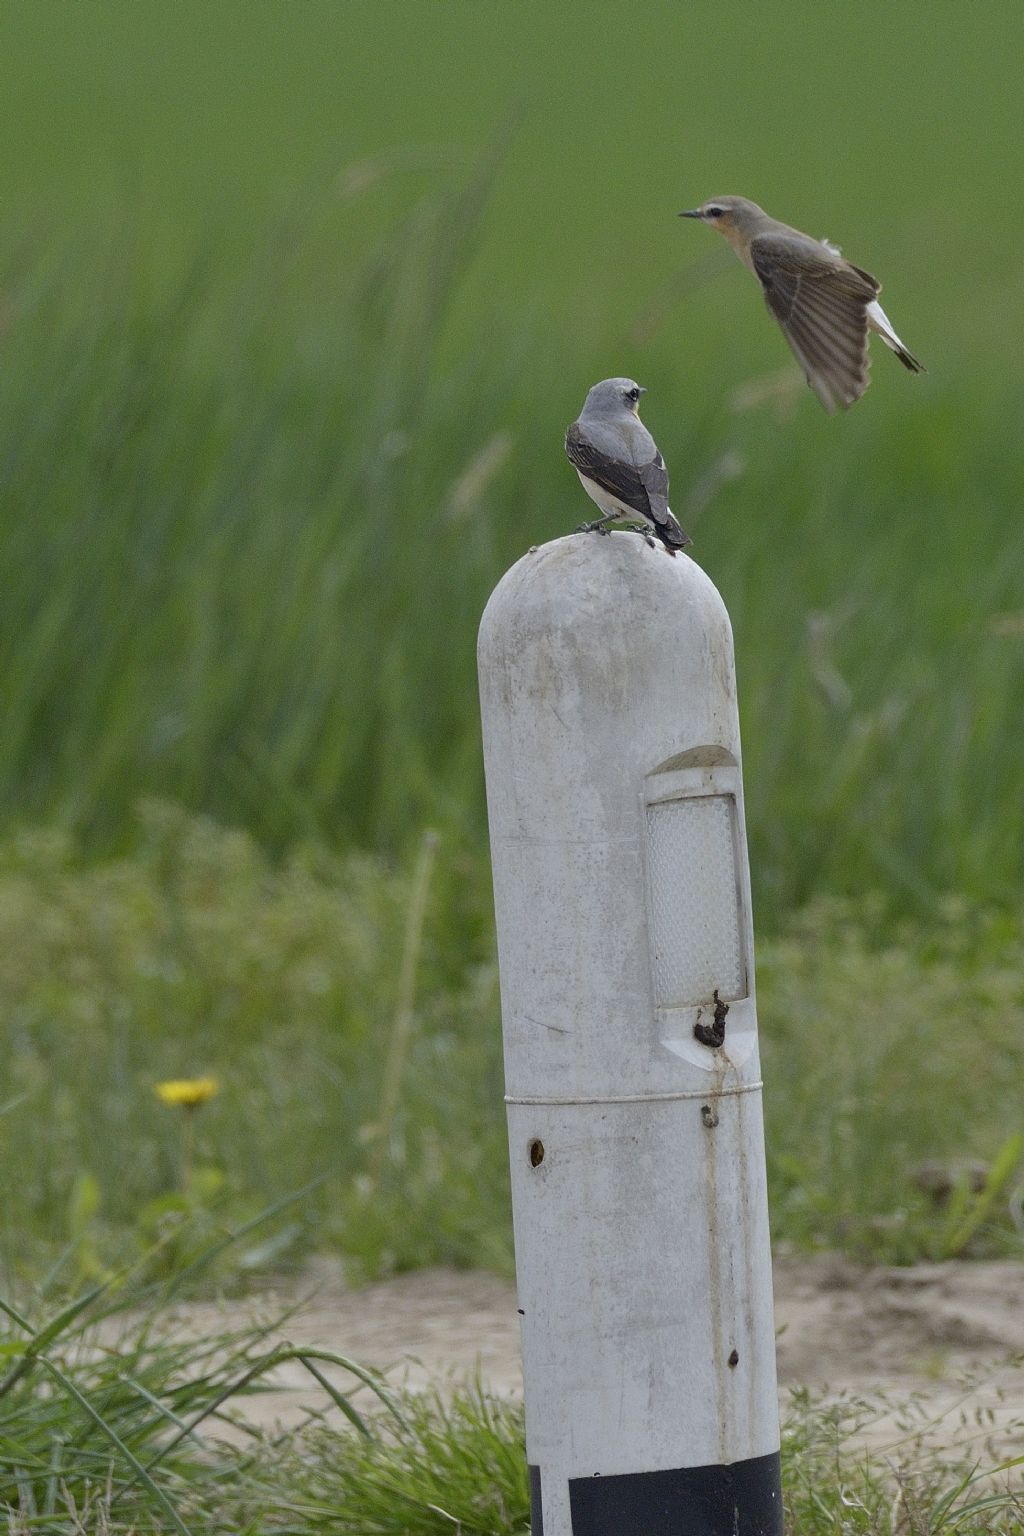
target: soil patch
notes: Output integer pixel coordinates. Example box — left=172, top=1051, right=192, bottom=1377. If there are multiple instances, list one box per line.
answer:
left=152, top=1254, right=1024, bottom=1450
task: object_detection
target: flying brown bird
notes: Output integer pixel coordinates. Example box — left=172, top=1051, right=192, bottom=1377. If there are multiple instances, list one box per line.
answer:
left=679, top=196, right=924, bottom=413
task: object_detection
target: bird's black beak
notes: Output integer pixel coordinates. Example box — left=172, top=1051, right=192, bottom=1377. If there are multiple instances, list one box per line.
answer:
left=678, top=208, right=703, bottom=219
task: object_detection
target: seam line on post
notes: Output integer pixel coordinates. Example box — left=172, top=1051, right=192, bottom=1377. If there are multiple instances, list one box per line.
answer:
left=505, top=1082, right=763, bottom=1106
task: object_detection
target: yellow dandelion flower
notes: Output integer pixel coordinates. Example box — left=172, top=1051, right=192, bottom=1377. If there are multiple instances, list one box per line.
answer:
left=154, top=1076, right=219, bottom=1109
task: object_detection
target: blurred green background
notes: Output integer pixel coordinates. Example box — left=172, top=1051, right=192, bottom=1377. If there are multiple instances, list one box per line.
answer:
left=2, top=1, right=1023, bottom=1282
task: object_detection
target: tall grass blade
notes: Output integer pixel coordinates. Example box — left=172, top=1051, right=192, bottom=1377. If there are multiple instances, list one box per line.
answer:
left=0, top=1284, right=108, bottom=1397
left=368, top=827, right=440, bottom=1183
left=40, top=1358, right=195, bottom=1536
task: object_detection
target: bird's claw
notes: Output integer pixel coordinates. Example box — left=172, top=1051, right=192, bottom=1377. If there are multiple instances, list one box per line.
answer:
left=575, top=520, right=612, bottom=535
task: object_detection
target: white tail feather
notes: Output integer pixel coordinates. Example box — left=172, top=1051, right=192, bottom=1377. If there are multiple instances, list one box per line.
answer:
left=866, top=298, right=907, bottom=355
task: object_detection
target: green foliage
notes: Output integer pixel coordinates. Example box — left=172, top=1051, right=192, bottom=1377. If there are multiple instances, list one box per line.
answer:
left=936, top=1134, right=1024, bottom=1261
left=760, top=897, right=1024, bottom=1262
left=0, top=167, right=521, bottom=858
left=781, top=1388, right=1024, bottom=1535
left=0, top=2, right=1022, bottom=1293
left=0, top=805, right=507, bottom=1286
left=1, top=13, right=1022, bottom=1521
left=0, top=159, right=1020, bottom=911
left=0, top=1266, right=406, bottom=1535
left=264, top=1384, right=531, bottom=1535
left=2, top=812, right=1024, bottom=1280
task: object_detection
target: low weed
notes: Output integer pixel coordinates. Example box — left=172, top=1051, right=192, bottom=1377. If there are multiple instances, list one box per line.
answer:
left=2, top=1283, right=1023, bottom=1534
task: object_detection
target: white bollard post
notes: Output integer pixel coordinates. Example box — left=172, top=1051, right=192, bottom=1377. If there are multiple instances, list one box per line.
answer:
left=477, top=533, right=781, bottom=1536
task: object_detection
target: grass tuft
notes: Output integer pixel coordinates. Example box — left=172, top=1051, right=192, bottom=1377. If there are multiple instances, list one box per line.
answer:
left=3, top=1288, right=1024, bottom=1534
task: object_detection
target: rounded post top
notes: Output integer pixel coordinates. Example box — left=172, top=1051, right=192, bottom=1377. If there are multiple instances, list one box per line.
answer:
left=478, top=536, right=735, bottom=740
left=479, top=533, right=729, bottom=665
left=477, top=529, right=753, bottom=1099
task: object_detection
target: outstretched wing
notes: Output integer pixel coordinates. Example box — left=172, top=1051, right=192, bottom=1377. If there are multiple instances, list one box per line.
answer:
left=565, top=423, right=688, bottom=546
left=750, top=234, right=879, bottom=413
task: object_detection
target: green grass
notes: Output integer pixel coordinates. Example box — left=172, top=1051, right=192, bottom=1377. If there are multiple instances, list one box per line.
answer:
left=2, top=14, right=1023, bottom=1524
left=2, top=1, right=1023, bottom=337
left=3, top=1285, right=1024, bottom=1534
left=0, top=171, right=1022, bottom=915
left=2, top=809, right=1024, bottom=1284
left=0, top=0, right=1022, bottom=1285
left=0, top=6, right=1022, bottom=906
left=0, top=805, right=507, bottom=1286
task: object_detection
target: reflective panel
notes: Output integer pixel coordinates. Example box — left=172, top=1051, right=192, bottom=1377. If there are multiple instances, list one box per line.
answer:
left=645, top=795, right=745, bottom=1006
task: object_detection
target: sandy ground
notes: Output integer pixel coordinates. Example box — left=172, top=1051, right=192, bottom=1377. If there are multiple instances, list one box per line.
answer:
left=159, top=1255, right=1024, bottom=1454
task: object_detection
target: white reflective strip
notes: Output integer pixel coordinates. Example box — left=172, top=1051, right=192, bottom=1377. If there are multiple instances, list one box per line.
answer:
left=646, top=795, right=745, bottom=1006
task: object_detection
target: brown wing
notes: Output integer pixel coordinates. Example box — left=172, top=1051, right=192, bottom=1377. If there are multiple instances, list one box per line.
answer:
left=750, top=235, right=880, bottom=413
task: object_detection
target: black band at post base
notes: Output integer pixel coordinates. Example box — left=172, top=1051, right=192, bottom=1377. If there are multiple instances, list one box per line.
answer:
left=530, top=1450, right=782, bottom=1536
left=529, top=1464, right=545, bottom=1535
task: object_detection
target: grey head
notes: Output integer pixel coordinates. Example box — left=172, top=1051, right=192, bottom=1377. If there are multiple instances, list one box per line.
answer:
left=678, top=195, right=770, bottom=241
left=579, top=377, right=647, bottom=421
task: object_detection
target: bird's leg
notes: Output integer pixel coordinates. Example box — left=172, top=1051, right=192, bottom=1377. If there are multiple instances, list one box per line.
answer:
left=575, top=512, right=619, bottom=535
left=626, top=522, right=657, bottom=549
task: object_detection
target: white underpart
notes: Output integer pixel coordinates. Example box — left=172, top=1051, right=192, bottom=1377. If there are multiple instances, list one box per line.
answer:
left=865, top=298, right=910, bottom=355
left=576, top=470, right=658, bottom=527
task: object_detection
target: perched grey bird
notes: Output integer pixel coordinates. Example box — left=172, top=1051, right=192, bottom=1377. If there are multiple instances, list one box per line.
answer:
left=679, top=196, right=923, bottom=413
left=565, top=378, right=691, bottom=554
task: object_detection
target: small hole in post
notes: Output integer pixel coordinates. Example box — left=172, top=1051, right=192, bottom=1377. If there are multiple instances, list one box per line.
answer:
left=728, top=1349, right=739, bottom=1368
left=529, top=1139, right=545, bottom=1167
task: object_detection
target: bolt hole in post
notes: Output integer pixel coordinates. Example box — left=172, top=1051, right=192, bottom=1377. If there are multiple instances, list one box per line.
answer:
left=529, top=1139, right=545, bottom=1167
left=728, top=1349, right=740, bottom=1369
left=701, top=1104, right=719, bottom=1129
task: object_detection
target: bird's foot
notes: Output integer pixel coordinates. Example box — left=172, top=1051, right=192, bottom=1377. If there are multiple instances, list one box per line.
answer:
left=627, top=522, right=657, bottom=549
left=576, top=519, right=613, bottom=535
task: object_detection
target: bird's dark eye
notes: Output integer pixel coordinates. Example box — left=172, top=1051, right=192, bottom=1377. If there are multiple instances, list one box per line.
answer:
left=706, top=206, right=724, bottom=218
left=625, top=386, right=640, bottom=403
